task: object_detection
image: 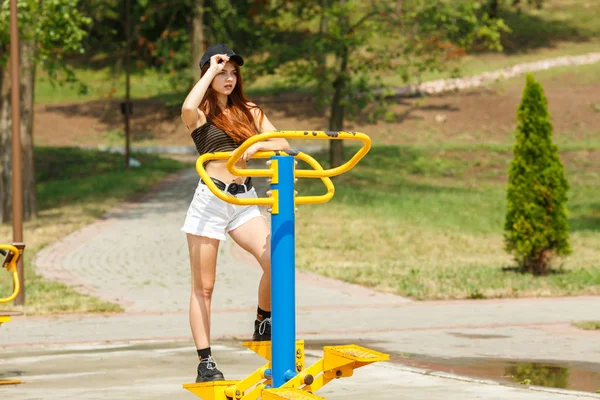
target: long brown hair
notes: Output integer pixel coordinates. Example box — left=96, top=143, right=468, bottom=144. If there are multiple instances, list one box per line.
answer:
left=199, top=62, right=264, bottom=143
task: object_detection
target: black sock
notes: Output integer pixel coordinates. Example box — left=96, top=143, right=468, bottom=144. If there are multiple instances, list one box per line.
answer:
left=197, top=347, right=211, bottom=360
left=257, top=306, right=271, bottom=321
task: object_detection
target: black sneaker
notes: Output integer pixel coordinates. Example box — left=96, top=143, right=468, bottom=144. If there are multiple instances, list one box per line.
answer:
left=195, top=355, right=225, bottom=383
left=252, top=317, right=271, bottom=341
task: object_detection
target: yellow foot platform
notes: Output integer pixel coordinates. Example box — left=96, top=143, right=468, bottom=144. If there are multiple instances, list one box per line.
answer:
left=324, top=344, right=389, bottom=370
left=183, top=380, right=240, bottom=400
left=0, top=379, right=21, bottom=385
left=0, top=310, right=24, bottom=327
left=183, top=343, right=389, bottom=400
left=263, top=388, right=326, bottom=400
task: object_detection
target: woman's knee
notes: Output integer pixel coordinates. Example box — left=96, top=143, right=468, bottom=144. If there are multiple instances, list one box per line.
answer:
left=192, top=279, right=215, bottom=300
left=192, top=276, right=215, bottom=300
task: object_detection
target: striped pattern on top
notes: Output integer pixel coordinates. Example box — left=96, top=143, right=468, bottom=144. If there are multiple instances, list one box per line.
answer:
left=191, top=122, right=239, bottom=156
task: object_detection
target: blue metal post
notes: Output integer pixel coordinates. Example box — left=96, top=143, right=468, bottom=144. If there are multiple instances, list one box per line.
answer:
left=270, top=155, right=296, bottom=388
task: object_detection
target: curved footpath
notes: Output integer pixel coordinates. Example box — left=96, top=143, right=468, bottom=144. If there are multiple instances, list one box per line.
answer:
left=406, top=52, right=600, bottom=96
left=1, top=162, right=599, bottom=399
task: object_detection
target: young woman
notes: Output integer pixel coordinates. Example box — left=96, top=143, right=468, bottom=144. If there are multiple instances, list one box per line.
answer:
left=180, top=44, right=290, bottom=383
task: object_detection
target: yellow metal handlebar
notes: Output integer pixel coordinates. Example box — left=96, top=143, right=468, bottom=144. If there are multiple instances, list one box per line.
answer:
left=0, top=244, right=22, bottom=304
left=196, top=151, right=276, bottom=207
left=226, top=131, right=371, bottom=179
left=294, top=152, right=335, bottom=205
left=196, top=151, right=335, bottom=207
left=195, top=130, right=370, bottom=208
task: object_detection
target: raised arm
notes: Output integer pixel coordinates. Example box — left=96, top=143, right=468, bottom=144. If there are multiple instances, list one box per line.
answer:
left=181, top=54, right=229, bottom=130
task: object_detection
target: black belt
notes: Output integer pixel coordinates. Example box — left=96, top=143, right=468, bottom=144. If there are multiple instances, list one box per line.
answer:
left=201, top=177, right=253, bottom=195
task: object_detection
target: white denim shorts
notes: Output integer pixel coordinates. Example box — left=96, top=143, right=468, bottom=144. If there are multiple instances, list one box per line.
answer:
left=181, top=181, right=263, bottom=241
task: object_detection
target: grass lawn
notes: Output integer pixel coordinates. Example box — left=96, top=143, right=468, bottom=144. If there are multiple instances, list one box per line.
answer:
left=295, top=144, right=600, bottom=300
left=0, top=148, right=186, bottom=314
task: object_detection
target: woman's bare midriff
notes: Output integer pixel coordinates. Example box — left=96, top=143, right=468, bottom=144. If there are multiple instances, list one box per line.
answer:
left=205, top=159, right=250, bottom=184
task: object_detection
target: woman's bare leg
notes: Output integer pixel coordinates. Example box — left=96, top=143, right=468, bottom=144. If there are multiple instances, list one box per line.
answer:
left=228, top=216, right=271, bottom=311
left=187, top=233, right=220, bottom=350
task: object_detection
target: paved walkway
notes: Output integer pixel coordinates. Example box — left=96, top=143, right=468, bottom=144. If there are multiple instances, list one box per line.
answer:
left=33, top=166, right=408, bottom=313
left=2, top=340, right=599, bottom=400
left=2, top=165, right=600, bottom=399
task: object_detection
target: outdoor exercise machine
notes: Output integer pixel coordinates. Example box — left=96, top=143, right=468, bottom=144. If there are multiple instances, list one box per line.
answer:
left=183, top=131, right=389, bottom=400
left=0, top=242, right=25, bottom=385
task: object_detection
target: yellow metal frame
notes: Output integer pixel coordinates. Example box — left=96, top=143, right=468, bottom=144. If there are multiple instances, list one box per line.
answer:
left=226, top=131, right=371, bottom=179
left=184, top=341, right=306, bottom=400
left=195, top=130, right=371, bottom=209
left=276, top=345, right=389, bottom=395
left=196, top=151, right=335, bottom=211
left=0, top=379, right=21, bottom=386
left=0, top=244, right=22, bottom=304
left=183, top=341, right=390, bottom=399
left=185, top=131, right=386, bottom=400
left=1, top=243, right=24, bottom=386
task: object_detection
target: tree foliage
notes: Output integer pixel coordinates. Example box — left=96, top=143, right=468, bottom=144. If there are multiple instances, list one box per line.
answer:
left=504, top=74, right=571, bottom=275
left=0, top=0, right=91, bottom=222
left=254, top=0, right=509, bottom=165
left=0, top=0, right=91, bottom=86
left=78, top=0, right=306, bottom=88
left=485, top=0, right=545, bottom=19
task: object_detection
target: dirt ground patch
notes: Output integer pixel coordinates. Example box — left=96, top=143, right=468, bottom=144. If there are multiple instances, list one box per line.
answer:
left=34, top=71, right=600, bottom=148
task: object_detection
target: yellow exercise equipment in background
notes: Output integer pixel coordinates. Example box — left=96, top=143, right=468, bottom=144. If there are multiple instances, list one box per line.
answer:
left=1, top=242, right=25, bottom=385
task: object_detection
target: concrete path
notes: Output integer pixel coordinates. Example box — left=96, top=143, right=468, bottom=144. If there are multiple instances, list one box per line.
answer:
left=2, top=165, right=600, bottom=399
left=2, top=341, right=599, bottom=400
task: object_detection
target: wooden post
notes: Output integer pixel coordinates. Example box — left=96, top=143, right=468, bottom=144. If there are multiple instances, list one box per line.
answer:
left=124, top=0, right=131, bottom=169
left=10, top=0, right=24, bottom=306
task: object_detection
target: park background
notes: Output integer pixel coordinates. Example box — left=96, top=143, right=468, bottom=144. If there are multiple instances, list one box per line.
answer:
left=0, top=0, right=598, bottom=319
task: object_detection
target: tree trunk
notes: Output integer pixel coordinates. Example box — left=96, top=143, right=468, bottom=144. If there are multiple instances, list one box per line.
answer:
left=328, top=45, right=348, bottom=168
left=20, top=39, right=37, bottom=220
left=191, top=0, right=205, bottom=82
left=0, top=65, right=10, bottom=223
left=328, top=0, right=348, bottom=169
left=124, top=0, right=131, bottom=169
left=315, top=0, right=329, bottom=116
left=487, top=0, right=500, bottom=18
left=0, top=39, right=38, bottom=223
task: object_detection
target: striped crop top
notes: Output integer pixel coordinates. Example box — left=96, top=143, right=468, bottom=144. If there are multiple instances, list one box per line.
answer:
left=191, top=122, right=240, bottom=157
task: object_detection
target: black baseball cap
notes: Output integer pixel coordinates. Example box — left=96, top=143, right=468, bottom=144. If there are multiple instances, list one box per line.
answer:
left=199, top=44, right=244, bottom=70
